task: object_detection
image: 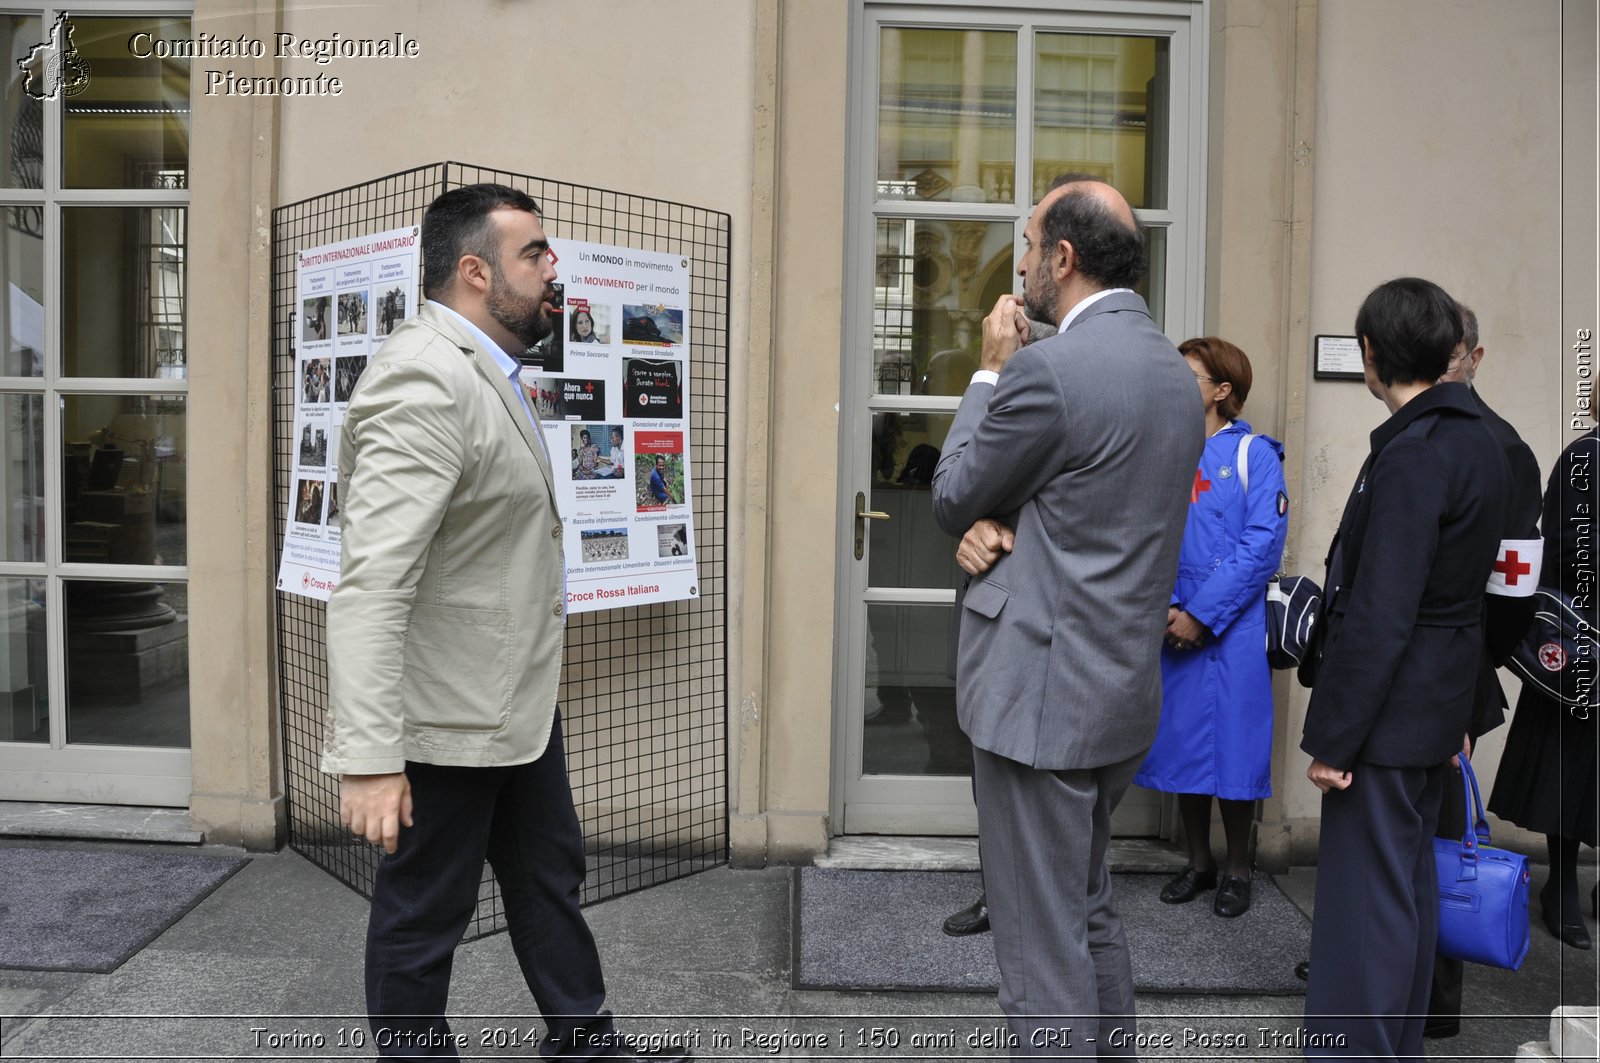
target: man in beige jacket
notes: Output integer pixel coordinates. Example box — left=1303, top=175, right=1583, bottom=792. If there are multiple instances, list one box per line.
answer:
left=325, top=184, right=681, bottom=1061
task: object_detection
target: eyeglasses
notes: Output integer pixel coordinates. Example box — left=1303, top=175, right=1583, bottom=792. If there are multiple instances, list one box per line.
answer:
left=1193, top=373, right=1216, bottom=383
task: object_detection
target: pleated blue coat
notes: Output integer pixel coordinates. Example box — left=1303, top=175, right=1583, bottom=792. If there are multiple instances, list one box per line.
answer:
left=1135, top=421, right=1289, bottom=799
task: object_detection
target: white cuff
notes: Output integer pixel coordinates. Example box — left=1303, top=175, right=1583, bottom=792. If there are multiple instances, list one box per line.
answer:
left=970, top=370, right=1000, bottom=387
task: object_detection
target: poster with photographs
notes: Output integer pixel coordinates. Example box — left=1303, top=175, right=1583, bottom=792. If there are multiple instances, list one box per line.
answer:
left=277, top=225, right=421, bottom=601
left=522, top=237, right=697, bottom=614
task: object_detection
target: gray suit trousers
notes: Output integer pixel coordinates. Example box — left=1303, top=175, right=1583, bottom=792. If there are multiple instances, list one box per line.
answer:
left=973, top=745, right=1145, bottom=1059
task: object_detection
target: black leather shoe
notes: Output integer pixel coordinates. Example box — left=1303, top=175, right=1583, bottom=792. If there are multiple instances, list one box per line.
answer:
left=943, top=894, right=990, bottom=936
left=1159, top=866, right=1217, bottom=904
left=1422, top=1020, right=1461, bottom=1040
left=1541, top=897, right=1593, bottom=950
left=1293, top=960, right=1309, bottom=981
left=1213, top=874, right=1251, bottom=917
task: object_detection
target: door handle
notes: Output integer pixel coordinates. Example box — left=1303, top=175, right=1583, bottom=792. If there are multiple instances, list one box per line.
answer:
left=854, top=491, right=890, bottom=561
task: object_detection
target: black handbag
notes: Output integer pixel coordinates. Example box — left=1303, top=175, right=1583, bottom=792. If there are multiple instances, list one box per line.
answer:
left=1433, top=758, right=1532, bottom=970
left=1506, top=585, right=1598, bottom=717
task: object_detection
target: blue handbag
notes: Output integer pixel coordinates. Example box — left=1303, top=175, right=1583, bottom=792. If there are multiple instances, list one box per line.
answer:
left=1433, top=758, right=1531, bottom=970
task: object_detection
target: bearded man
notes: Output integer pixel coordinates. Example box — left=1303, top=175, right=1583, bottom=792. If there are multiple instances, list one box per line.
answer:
left=324, top=184, right=686, bottom=1062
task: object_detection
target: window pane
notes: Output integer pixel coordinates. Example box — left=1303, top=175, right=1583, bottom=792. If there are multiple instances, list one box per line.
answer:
left=61, top=394, right=186, bottom=566
left=1134, top=225, right=1166, bottom=332
left=872, top=218, right=1014, bottom=397
left=64, top=207, right=186, bottom=378
left=63, top=17, right=190, bottom=189
left=1033, top=34, right=1169, bottom=209
left=0, top=576, right=47, bottom=744
left=863, top=602, right=968, bottom=776
left=869, top=412, right=960, bottom=591
left=2, top=204, right=45, bottom=376
left=879, top=28, right=1017, bottom=203
left=65, top=578, right=188, bottom=748
left=0, top=15, right=44, bottom=190
left=2, top=394, right=44, bottom=561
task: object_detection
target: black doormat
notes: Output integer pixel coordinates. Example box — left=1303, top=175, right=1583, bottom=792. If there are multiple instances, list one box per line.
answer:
left=0, top=845, right=248, bottom=973
left=794, top=868, right=1310, bottom=995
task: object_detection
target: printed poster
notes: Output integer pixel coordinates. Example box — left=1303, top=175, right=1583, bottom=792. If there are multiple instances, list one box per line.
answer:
left=532, top=238, right=697, bottom=614
left=276, top=225, right=420, bottom=601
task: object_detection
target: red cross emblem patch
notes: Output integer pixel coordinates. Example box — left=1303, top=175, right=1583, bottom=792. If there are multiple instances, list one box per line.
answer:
left=1538, top=642, right=1567, bottom=672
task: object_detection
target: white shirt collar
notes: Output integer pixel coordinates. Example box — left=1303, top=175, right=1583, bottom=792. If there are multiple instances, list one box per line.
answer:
left=430, top=301, right=521, bottom=384
left=1059, top=287, right=1134, bottom=333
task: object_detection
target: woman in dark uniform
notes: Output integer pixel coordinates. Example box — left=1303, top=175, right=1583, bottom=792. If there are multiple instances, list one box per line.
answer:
left=1299, top=278, right=1510, bottom=1058
left=1489, top=425, right=1599, bottom=949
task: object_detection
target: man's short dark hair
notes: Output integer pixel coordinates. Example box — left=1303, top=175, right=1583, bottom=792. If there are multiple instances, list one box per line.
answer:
left=1039, top=172, right=1144, bottom=290
left=1354, top=277, right=1463, bottom=386
left=421, top=183, right=541, bottom=298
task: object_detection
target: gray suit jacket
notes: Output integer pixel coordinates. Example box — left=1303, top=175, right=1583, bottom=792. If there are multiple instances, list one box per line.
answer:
left=931, top=291, right=1203, bottom=770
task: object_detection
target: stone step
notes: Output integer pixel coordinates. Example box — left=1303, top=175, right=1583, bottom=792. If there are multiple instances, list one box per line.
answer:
left=0, top=801, right=202, bottom=844
left=1552, top=1005, right=1599, bottom=1062
left=816, top=835, right=1187, bottom=873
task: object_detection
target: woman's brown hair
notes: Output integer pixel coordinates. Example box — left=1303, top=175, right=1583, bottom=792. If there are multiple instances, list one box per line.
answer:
left=1179, top=336, right=1252, bottom=421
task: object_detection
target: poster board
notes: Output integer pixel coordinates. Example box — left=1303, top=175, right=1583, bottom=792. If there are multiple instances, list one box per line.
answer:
left=276, top=225, right=420, bottom=600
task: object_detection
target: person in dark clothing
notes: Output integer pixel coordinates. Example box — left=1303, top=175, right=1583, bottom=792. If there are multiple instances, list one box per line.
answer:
left=1300, top=278, right=1511, bottom=1059
left=1489, top=424, right=1599, bottom=949
left=1423, top=305, right=1544, bottom=1036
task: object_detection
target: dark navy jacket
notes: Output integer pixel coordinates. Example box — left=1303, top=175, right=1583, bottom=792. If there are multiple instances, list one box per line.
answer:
left=1301, top=383, right=1511, bottom=770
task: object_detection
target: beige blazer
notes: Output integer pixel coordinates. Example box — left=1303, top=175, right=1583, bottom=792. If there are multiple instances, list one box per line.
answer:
left=322, top=302, right=565, bottom=775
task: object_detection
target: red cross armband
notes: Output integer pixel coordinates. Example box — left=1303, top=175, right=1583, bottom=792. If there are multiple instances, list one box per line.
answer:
left=1486, top=539, right=1543, bottom=597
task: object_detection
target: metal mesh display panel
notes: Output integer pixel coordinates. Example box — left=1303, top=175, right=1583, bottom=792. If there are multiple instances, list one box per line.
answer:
left=272, top=163, right=729, bottom=938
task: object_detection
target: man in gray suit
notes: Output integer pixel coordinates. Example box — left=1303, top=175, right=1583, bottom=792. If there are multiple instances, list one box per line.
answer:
left=931, top=175, right=1202, bottom=1055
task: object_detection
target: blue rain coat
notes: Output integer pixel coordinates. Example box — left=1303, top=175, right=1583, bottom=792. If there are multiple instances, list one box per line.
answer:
left=1135, top=421, right=1289, bottom=799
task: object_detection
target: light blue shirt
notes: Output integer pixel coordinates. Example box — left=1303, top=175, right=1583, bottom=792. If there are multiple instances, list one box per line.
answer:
left=430, top=301, right=567, bottom=611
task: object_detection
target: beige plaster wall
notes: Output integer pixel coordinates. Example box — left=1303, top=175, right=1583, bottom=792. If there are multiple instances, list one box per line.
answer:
left=186, top=0, right=283, bottom=848
left=1286, top=0, right=1574, bottom=845
left=746, top=0, right=849, bottom=862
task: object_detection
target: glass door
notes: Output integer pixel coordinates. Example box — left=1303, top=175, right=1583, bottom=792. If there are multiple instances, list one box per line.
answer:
left=835, top=5, right=1204, bottom=834
left=0, top=9, right=193, bottom=805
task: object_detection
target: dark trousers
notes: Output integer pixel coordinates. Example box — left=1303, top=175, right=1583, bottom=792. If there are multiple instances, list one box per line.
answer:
left=1305, top=762, right=1446, bottom=1060
left=1428, top=761, right=1469, bottom=1026
left=365, top=713, right=617, bottom=1060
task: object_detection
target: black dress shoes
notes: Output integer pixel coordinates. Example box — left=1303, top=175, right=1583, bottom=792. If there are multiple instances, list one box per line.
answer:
left=1213, top=875, right=1252, bottom=917
left=1159, top=866, right=1218, bottom=904
left=1293, top=960, right=1309, bottom=981
left=1540, top=884, right=1593, bottom=950
left=943, top=893, right=991, bottom=936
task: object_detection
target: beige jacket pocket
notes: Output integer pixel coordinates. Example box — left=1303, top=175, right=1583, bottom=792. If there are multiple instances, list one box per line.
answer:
left=401, top=603, right=512, bottom=732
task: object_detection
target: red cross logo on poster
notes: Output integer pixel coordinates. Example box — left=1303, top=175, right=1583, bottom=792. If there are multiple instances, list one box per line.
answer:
left=1538, top=642, right=1567, bottom=672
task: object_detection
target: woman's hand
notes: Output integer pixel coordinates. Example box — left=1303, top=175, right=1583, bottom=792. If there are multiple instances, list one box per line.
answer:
left=1165, top=609, right=1210, bottom=650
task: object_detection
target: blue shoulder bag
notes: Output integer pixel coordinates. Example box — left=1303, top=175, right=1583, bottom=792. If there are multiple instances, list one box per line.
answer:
left=1433, top=757, right=1531, bottom=970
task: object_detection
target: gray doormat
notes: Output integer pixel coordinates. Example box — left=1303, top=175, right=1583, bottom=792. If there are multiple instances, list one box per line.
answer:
left=795, top=868, right=1311, bottom=995
left=0, top=845, right=248, bottom=973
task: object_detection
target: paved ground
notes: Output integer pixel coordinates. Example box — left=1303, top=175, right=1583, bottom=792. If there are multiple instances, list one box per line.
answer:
left=0, top=839, right=1594, bottom=1062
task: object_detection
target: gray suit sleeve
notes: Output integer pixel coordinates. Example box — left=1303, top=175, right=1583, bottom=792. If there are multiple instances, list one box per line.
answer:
left=931, top=344, right=1068, bottom=536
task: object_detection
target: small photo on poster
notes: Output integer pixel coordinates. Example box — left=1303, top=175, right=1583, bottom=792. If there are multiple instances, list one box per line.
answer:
left=623, top=357, right=683, bottom=419
left=524, top=375, right=567, bottom=420
left=296, top=423, right=329, bottom=469
left=557, top=377, right=607, bottom=420
left=338, top=291, right=368, bottom=336
left=571, top=424, right=628, bottom=481
left=335, top=355, right=369, bottom=403
left=302, top=296, right=332, bottom=343
left=621, top=304, right=683, bottom=346
left=568, top=300, right=609, bottom=345
left=579, top=527, right=629, bottom=563
left=656, top=523, right=689, bottom=558
left=374, top=286, right=408, bottom=337
left=326, top=483, right=342, bottom=527
left=302, top=357, right=332, bottom=404
left=635, top=451, right=685, bottom=510
left=293, top=477, right=326, bottom=526
left=520, top=281, right=565, bottom=372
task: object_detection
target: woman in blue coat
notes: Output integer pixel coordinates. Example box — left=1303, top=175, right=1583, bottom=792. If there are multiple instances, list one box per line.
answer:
left=1135, top=337, right=1288, bottom=917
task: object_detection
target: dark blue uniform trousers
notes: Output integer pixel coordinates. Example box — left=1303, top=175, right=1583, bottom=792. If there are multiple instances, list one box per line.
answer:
left=1304, top=761, right=1446, bottom=1060
left=364, top=712, right=618, bottom=1060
